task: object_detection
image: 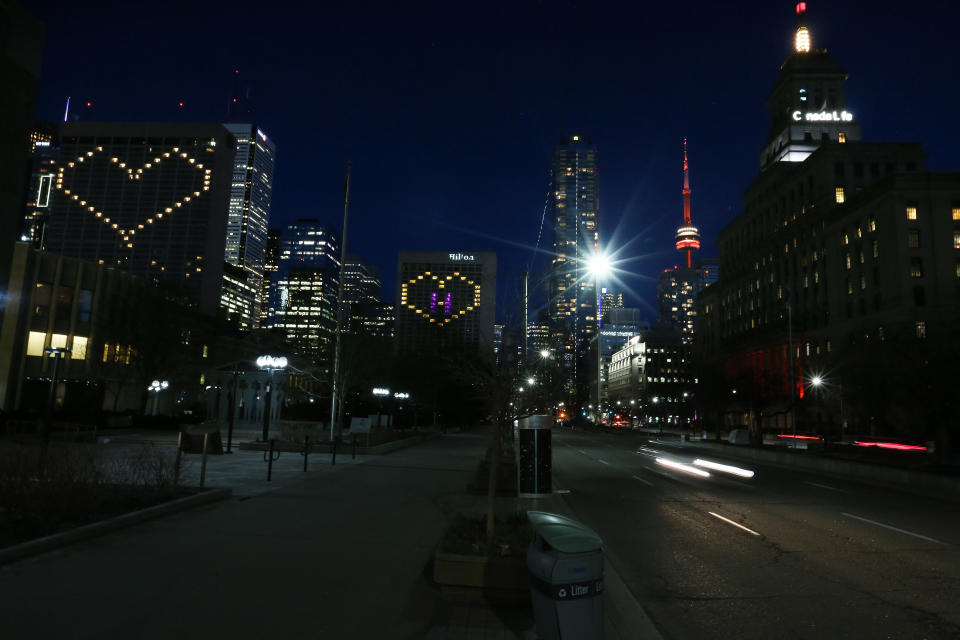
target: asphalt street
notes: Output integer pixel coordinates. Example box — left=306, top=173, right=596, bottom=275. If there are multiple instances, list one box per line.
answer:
left=550, top=427, right=960, bottom=640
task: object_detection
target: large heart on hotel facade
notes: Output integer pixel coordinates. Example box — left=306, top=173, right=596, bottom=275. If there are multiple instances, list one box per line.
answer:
left=400, top=270, right=482, bottom=325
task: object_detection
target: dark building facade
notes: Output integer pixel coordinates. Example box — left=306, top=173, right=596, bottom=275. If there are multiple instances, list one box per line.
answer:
left=0, top=3, right=44, bottom=309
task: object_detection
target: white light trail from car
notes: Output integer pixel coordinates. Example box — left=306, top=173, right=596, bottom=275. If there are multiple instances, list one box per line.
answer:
left=841, top=513, right=945, bottom=545
left=655, top=457, right=710, bottom=478
left=708, top=512, right=761, bottom=536
left=693, top=459, right=755, bottom=478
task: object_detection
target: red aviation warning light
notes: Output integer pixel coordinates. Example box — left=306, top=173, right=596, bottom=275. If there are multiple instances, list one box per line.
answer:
left=796, top=2, right=806, bottom=14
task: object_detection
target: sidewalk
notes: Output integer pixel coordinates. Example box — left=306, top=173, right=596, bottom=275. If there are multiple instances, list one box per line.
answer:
left=0, top=427, right=660, bottom=639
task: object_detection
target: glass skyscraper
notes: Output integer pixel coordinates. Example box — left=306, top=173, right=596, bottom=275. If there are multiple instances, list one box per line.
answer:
left=548, top=135, right=599, bottom=397
left=268, top=220, right=340, bottom=371
left=223, top=123, right=275, bottom=327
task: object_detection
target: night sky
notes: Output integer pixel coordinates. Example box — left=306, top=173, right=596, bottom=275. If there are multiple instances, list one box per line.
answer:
left=29, top=0, right=960, bottom=325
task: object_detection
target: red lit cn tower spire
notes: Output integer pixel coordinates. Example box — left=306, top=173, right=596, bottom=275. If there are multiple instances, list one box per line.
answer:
left=675, top=139, right=701, bottom=268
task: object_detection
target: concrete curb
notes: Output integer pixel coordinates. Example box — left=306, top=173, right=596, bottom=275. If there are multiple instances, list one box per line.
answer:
left=0, top=487, right=232, bottom=565
left=680, top=439, right=960, bottom=500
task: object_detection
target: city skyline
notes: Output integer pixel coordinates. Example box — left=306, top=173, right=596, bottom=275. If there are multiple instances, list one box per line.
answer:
left=27, top=1, right=960, bottom=322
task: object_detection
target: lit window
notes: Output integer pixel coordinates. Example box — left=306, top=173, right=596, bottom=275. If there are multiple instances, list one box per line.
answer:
left=835, top=188, right=845, bottom=204
left=956, top=261, right=960, bottom=278
left=873, top=240, right=879, bottom=258
left=26, top=331, right=45, bottom=357
left=954, top=232, right=960, bottom=249
left=842, top=232, right=849, bottom=245
left=838, top=132, right=847, bottom=143
left=860, top=276, right=866, bottom=290
left=908, top=230, right=920, bottom=249
left=869, top=217, right=876, bottom=232
left=906, top=206, right=918, bottom=220
left=953, top=207, right=960, bottom=221
left=846, top=279, right=853, bottom=294
left=856, top=226, right=862, bottom=239
left=71, top=336, right=88, bottom=360
left=845, top=254, right=852, bottom=269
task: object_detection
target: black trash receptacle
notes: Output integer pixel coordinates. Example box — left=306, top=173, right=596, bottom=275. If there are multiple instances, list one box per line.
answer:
left=526, top=511, right=604, bottom=639
left=516, top=415, right=552, bottom=497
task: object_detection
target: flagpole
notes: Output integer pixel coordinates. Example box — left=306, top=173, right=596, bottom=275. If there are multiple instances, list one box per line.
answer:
left=329, top=161, right=351, bottom=442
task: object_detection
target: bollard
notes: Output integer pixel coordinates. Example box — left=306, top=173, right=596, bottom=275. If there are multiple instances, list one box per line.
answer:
left=331, top=438, right=337, bottom=466
left=264, top=439, right=280, bottom=481
left=300, top=435, right=310, bottom=472
left=200, top=432, right=209, bottom=487
left=173, top=431, right=184, bottom=488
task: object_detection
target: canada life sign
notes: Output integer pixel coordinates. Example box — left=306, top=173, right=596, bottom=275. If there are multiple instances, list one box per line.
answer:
left=792, top=110, right=854, bottom=122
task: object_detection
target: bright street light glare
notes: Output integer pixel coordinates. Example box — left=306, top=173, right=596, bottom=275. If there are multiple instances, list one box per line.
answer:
left=587, top=252, right=612, bottom=277
left=811, top=376, right=823, bottom=386
left=540, top=349, right=550, bottom=358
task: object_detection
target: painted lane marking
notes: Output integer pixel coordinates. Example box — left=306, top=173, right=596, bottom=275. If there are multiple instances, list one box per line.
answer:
left=597, top=459, right=610, bottom=465
left=708, top=511, right=761, bottom=536
left=555, top=489, right=571, bottom=494
left=841, top=513, right=945, bottom=545
left=805, top=481, right=848, bottom=493
left=577, top=449, right=586, bottom=455
left=632, top=474, right=653, bottom=486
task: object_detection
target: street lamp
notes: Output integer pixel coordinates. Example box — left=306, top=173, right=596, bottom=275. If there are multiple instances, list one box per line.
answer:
left=587, top=251, right=611, bottom=423
left=42, top=346, right=71, bottom=444
left=147, top=379, right=170, bottom=416
left=256, top=355, right=288, bottom=441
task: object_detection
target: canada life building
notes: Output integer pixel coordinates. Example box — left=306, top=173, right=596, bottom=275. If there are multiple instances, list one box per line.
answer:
left=698, top=3, right=960, bottom=408
left=395, top=251, right=496, bottom=355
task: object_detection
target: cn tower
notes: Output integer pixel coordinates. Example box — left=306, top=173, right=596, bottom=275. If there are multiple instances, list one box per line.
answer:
left=674, top=139, right=701, bottom=268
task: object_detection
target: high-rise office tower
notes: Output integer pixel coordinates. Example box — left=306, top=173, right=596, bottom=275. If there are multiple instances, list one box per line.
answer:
left=395, top=251, right=496, bottom=356
left=22, top=122, right=58, bottom=247
left=259, top=228, right=281, bottom=327
left=41, top=122, right=237, bottom=318
left=343, top=257, right=381, bottom=304
left=342, top=256, right=385, bottom=337
left=599, top=288, right=624, bottom=320
left=222, top=123, right=275, bottom=326
left=547, top=135, right=599, bottom=393
left=268, top=220, right=340, bottom=370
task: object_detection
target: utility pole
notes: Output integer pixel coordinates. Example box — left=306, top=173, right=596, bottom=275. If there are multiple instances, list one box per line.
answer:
left=329, top=161, right=352, bottom=442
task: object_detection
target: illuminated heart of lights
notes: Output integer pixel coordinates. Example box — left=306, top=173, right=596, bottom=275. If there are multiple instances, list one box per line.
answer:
left=54, top=145, right=212, bottom=248
left=400, top=271, right=481, bottom=324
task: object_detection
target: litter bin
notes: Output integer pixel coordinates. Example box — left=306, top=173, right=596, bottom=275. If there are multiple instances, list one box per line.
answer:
left=526, top=511, right=604, bottom=639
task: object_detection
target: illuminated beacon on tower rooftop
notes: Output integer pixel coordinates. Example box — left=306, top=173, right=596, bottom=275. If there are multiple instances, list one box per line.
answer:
left=794, top=2, right=811, bottom=52
left=674, top=139, right=701, bottom=268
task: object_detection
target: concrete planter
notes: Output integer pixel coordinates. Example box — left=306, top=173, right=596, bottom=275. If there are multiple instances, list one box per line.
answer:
left=433, top=551, right=529, bottom=591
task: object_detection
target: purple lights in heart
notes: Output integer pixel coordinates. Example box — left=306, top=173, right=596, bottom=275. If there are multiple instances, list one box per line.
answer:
left=429, top=291, right=453, bottom=315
